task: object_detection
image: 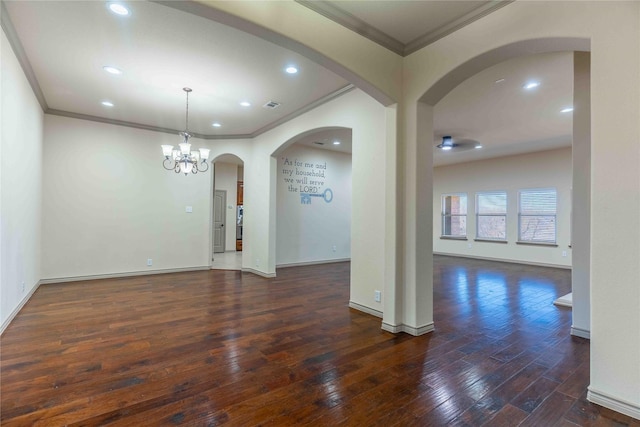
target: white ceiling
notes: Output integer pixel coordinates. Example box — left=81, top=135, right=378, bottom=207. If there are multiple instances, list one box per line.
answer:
left=433, top=51, right=573, bottom=166
left=4, top=0, right=349, bottom=137
left=294, top=128, right=353, bottom=154
left=3, top=1, right=573, bottom=166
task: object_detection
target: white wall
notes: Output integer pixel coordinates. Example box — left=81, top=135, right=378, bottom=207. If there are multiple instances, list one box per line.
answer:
left=214, top=161, right=239, bottom=251
left=433, top=148, right=572, bottom=267
left=42, top=115, right=212, bottom=279
left=276, top=144, right=351, bottom=266
left=1, top=29, right=43, bottom=329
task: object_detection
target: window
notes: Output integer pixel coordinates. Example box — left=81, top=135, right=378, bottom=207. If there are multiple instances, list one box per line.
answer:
left=518, top=188, right=557, bottom=243
left=442, top=193, right=467, bottom=238
left=476, top=191, right=507, bottom=240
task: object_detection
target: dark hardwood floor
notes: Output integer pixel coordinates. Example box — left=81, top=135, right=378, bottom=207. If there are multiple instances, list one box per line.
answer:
left=1, top=256, right=638, bottom=426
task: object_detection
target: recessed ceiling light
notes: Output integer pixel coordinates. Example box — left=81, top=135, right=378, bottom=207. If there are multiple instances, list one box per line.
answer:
left=475, top=144, right=482, bottom=149
left=108, top=3, right=130, bottom=16
left=561, top=107, right=574, bottom=113
left=212, top=122, right=222, bottom=128
left=523, top=81, right=540, bottom=90
left=333, top=141, right=340, bottom=145
left=103, top=66, right=122, bottom=75
left=285, top=66, right=298, bottom=74
left=101, top=101, right=114, bottom=107
left=494, top=78, right=505, bottom=84
left=240, top=101, right=251, bottom=107
left=441, top=146, right=452, bottom=151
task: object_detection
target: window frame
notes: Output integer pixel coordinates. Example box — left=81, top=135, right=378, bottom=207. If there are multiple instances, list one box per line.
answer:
left=441, top=193, right=467, bottom=239
left=475, top=191, right=508, bottom=242
left=517, top=187, right=558, bottom=245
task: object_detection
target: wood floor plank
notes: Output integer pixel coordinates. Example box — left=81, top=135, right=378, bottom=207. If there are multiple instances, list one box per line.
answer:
left=1, top=256, right=634, bottom=426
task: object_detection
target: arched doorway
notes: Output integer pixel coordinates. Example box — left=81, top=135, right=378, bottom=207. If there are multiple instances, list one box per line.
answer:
left=406, top=38, right=591, bottom=337
left=272, top=127, right=353, bottom=268
left=211, top=153, right=245, bottom=270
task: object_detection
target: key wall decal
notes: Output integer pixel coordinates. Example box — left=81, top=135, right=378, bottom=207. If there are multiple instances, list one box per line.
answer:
left=301, top=188, right=333, bottom=205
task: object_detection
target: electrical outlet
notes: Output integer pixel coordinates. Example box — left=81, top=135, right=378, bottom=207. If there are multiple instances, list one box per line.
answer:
left=562, top=250, right=567, bottom=257
left=185, top=206, right=193, bottom=213
left=21, top=281, right=25, bottom=293
left=147, top=258, right=153, bottom=266
left=374, top=290, right=381, bottom=302
left=256, top=258, right=260, bottom=267
left=467, top=243, right=472, bottom=249
left=332, top=245, right=337, bottom=252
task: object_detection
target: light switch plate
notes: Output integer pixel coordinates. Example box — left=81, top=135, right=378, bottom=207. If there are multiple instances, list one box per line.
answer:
left=186, top=206, right=193, bottom=213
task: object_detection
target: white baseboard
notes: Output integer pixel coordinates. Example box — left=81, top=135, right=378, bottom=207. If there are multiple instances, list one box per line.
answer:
left=381, top=322, right=403, bottom=333
left=571, top=325, right=591, bottom=339
left=1, top=280, right=42, bottom=335
left=381, top=321, right=435, bottom=336
left=434, top=252, right=571, bottom=270
left=588, top=387, right=640, bottom=420
left=554, top=292, right=573, bottom=307
left=277, top=258, right=350, bottom=268
left=39, top=266, right=211, bottom=285
left=241, top=268, right=276, bottom=278
left=349, top=301, right=382, bottom=318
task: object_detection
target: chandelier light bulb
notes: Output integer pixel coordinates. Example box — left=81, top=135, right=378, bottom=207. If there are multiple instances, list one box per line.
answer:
left=161, top=145, right=173, bottom=157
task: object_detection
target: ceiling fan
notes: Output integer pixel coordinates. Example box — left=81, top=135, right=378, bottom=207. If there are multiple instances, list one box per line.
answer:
left=436, top=135, right=482, bottom=152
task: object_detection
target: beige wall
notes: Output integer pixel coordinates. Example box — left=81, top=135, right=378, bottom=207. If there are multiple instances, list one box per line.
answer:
left=433, top=148, right=572, bottom=268
left=1, top=29, right=43, bottom=330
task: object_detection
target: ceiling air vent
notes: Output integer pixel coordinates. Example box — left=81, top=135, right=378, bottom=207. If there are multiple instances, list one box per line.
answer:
left=263, top=101, right=281, bottom=109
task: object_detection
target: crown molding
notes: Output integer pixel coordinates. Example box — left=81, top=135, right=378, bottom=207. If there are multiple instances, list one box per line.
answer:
left=295, top=0, right=404, bottom=56
left=249, top=84, right=355, bottom=137
left=404, top=1, right=514, bottom=56
left=296, top=0, right=514, bottom=57
left=45, top=109, right=232, bottom=140
left=46, top=84, right=355, bottom=140
left=1, top=0, right=48, bottom=111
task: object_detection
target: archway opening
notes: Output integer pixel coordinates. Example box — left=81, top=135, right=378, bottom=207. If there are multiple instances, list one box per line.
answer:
left=211, top=153, right=245, bottom=270
left=414, top=37, right=590, bottom=339
left=272, top=127, right=353, bottom=270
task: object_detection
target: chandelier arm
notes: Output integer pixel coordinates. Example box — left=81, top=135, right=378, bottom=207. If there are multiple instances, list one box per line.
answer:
left=163, top=158, right=176, bottom=170
left=199, top=161, right=210, bottom=172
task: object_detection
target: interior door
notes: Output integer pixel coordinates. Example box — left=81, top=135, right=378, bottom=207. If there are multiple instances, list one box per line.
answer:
left=213, top=190, right=226, bottom=253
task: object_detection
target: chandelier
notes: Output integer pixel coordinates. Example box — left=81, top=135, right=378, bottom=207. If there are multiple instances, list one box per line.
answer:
left=161, top=88, right=210, bottom=175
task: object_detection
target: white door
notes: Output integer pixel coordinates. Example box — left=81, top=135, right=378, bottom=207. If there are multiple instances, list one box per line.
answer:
left=213, top=190, right=226, bottom=253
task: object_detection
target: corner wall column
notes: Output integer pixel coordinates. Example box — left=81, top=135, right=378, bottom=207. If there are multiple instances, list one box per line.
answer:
left=382, top=104, right=403, bottom=331
left=571, top=51, right=591, bottom=339
left=399, top=101, right=434, bottom=335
